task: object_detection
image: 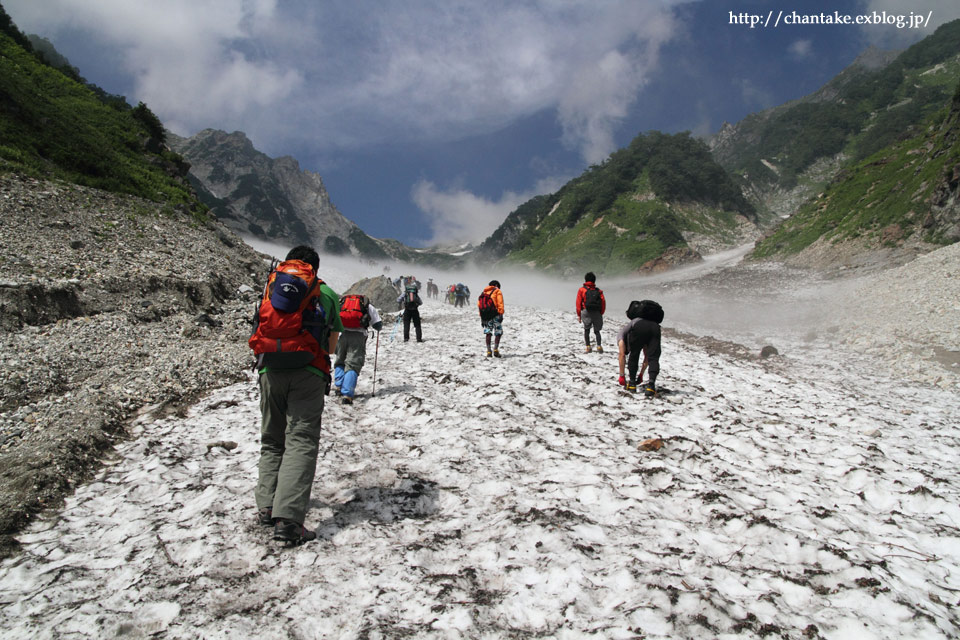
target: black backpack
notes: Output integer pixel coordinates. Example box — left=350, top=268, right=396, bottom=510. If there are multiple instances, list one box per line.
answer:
left=626, top=299, right=664, bottom=324
left=403, top=286, right=420, bottom=310
left=583, top=288, right=603, bottom=312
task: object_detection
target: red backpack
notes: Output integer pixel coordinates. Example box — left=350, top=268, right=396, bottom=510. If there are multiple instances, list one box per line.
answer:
left=478, top=291, right=498, bottom=321
left=249, top=260, right=331, bottom=372
left=339, top=294, right=370, bottom=329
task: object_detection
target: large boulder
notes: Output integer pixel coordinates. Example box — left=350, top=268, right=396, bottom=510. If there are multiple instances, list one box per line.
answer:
left=341, top=275, right=399, bottom=314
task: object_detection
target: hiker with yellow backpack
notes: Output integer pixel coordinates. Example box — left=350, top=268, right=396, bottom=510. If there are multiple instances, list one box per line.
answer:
left=333, top=293, right=383, bottom=405
left=248, top=245, right=343, bottom=546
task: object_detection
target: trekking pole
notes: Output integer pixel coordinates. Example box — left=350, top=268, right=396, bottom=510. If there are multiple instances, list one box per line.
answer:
left=372, top=331, right=380, bottom=397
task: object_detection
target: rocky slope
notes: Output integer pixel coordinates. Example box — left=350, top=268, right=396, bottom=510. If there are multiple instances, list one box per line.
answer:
left=168, top=129, right=377, bottom=257
left=0, top=171, right=269, bottom=558
left=170, top=130, right=464, bottom=269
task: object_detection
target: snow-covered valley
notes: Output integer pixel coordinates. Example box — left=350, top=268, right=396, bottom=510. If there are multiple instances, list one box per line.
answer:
left=0, top=294, right=958, bottom=639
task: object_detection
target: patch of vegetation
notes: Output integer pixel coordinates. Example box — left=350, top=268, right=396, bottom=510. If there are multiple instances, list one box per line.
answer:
left=719, top=19, right=960, bottom=189
left=0, top=10, right=202, bottom=215
left=348, top=227, right=389, bottom=259
left=752, top=86, right=959, bottom=257
left=509, top=168, right=739, bottom=275
left=480, top=131, right=752, bottom=274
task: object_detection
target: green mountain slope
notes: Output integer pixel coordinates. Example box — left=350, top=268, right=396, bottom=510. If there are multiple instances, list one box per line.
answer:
left=713, top=19, right=960, bottom=196
left=478, top=131, right=755, bottom=276
left=752, top=82, right=960, bottom=259
left=0, top=5, right=199, bottom=214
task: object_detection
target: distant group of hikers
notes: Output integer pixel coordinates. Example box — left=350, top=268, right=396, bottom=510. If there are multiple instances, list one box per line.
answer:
left=248, top=245, right=663, bottom=546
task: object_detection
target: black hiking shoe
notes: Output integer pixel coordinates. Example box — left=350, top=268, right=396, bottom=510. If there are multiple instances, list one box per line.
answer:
left=626, top=380, right=637, bottom=392
left=273, top=519, right=316, bottom=546
left=342, top=396, right=353, bottom=405
left=486, top=349, right=493, bottom=357
left=257, top=507, right=273, bottom=526
left=493, top=349, right=501, bottom=358
left=644, top=382, right=657, bottom=398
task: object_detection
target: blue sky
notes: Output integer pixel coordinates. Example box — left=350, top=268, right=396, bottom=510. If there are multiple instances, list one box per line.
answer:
left=6, top=0, right=960, bottom=247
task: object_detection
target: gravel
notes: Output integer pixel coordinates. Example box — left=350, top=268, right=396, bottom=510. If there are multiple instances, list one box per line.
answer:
left=828, top=241, right=960, bottom=390
left=0, top=172, right=268, bottom=557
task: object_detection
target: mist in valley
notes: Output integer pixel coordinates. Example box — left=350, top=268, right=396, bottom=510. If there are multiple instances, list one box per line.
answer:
left=243, top=236, right=862, bottom=356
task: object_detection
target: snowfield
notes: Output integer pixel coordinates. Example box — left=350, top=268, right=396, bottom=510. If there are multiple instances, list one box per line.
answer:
left=1, top=298, right=959, bottom=639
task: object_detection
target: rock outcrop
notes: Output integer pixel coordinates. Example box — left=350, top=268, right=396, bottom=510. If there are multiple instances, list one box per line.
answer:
left=169, top=129, right=380, bottom=257
left=341, top=275, right=401, bottom=315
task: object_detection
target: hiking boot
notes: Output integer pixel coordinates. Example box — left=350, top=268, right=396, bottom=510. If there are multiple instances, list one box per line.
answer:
left=257, top=507, right=273, bottom=526
left=596, top=345, right=603, bottom=354
left=626, top=380, right=637, bottom=392
left=584, top=345, right=592, bottom=353
left=486, top=350, right=493, bottom=357
left=493, top=349, right=501, bottom=358
left=333, top=387, right=341, bottom=397
left=273, top=519, right=316, bottom=546
left=644, top=382, right=657, bottom=398
left=342, top=396, right=353, bottom=405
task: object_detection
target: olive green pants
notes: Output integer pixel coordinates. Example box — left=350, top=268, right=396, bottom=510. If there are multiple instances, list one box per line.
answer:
left=254, top=368, right=326, bottom=525
left=334, top=330, right=367, bottom=373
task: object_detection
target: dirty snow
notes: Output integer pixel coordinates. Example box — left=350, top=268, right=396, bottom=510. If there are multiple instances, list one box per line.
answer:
left=1, top=286, right=959, bottom=639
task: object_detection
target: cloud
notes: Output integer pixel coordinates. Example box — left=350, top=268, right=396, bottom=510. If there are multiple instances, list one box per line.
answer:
left=411, top=181, right=527, bottom=247
left=556, top=5, right=677, bottom=165
left=411, top=174, right=567, bottom=247
left=4, top=0, right=682, bottom=162
left=788, top=39, right=813, bottom=59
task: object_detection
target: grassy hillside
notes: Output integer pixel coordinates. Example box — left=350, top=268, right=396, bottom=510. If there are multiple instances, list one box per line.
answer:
left=716, top=19, right=960, bottom=191
left=752, top=82, right=960, bottom=257
left=479, top=131, right=754, bottom=275
left=0, top=7, right=200, bottom=214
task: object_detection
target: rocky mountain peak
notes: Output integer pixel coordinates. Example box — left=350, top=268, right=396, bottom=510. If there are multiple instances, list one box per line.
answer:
left=169, top=128, right=364, bottom=254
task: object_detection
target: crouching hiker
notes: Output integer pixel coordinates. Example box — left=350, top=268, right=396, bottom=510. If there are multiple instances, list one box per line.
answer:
left=248, top=245, right=343, bottom=545
left=618, top=300, right=663, bottom=397
left=334, top=294, right=383, bottom=405
left=478, top=280, right=505, bottom=357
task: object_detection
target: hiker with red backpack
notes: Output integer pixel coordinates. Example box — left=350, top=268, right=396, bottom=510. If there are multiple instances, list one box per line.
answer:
left=248, top=245, right=343, bottom=546
left=617, top=299, right=663, bottom=397
left=575, top=272, right=606, bottom=353
left=333, top=294, right=383, bottom=405
left=478, top=280, right=505, bottom=357
left=397, top=282, right=424, bottom=342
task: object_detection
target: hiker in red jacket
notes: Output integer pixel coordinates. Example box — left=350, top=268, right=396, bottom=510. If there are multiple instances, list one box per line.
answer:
left=575, top=272, right=606, bottom=353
